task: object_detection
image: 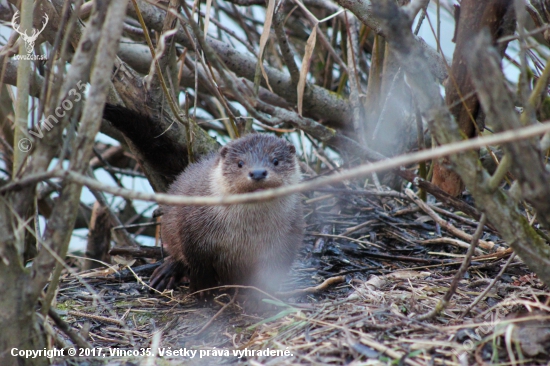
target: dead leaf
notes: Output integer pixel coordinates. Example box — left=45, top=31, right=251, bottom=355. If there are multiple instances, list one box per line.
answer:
left=388, top=270, right=430, bottom=280
left=203, top=0, right=213, bottom=41
left=112, top=255, right=136, bottom=267
left=256, top=0, right=275, bottom=92
left=297, top=25, right=317, bottom=116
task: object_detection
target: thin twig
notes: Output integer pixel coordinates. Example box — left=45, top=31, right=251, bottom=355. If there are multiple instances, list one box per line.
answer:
left=47, top=308, right=92, bottom=349
left=277, top=276, right=346, bottom=297
left=51, top=120, right=550, bottom=207
left=417, top=214, right=487, bottom=320
left=195, top=291, right=238, bottom=336
left=68, top=310, right=125, bottom=326
left=405, top=189, right=495, bottom=251
left=460, top=252, right=517, bottom=318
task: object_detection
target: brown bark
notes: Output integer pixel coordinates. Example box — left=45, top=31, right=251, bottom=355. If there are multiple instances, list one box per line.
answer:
left=128, top=0, right=354, bottom=132
left=432, top=0, right=515, bottom=196
left=0, top=243, right=48, bottom=366
left=84, top=202, right=112, bottom=270
left=369, top=0, right=550, bottom=286
left=467, top=34, right=550, bottom=230
left=109, top=245, right=162, bottom=259
left=0, top=3, right=129, bottom=365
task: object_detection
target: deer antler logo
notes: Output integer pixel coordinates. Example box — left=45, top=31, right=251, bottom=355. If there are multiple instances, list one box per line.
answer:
left=12, top=11, right=49, bottom=54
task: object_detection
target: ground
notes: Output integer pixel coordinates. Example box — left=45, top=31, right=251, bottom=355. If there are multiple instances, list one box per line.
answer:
left=51, top=185, right=550, bottom=365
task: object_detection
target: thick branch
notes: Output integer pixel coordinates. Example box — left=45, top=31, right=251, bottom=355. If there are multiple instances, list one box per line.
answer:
left=369, top=0, right=550, bottom=286
left=46, top=121, right=550, bottom=208
left=128, top=0, right=353, bottom=131
left=334, top=0, right=447, bottom=82
left=467, top=33, right=550, bottom=229
left=431, top=0, right=515, bottom=197
left=31, top=0, right=129, bottom=297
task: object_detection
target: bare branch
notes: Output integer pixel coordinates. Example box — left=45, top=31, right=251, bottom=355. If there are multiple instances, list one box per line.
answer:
left=128, top=0, right=353, bottom=130
left=467, top=32, right=550, bottom=229
left=368, top=0, right=550, bottom=286
left=31, top=0, right=129, bottom=301
left=334, top=0, right=447, bottom=81
left=53, top=120, right=550, bottom=207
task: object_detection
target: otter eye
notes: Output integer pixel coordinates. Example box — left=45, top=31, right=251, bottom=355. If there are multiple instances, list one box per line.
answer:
left=272, top=158, right=279, bottom=166
left=237, top=160, right=244, bottom=168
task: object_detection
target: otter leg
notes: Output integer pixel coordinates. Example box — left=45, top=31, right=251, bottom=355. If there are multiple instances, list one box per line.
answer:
left=149, top=257, right=187, bottom=291
left=188, top=264, right=220, bottom=299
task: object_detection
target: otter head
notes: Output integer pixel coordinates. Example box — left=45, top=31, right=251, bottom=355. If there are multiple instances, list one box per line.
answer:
left=217, top=134, right=299, bottom=194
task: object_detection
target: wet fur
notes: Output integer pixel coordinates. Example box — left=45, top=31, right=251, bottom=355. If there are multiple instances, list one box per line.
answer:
left=152, top=134, right=304, bottom=294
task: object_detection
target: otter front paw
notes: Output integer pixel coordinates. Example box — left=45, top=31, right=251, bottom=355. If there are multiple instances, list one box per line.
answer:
left=149, top=257, right=187, bottom=291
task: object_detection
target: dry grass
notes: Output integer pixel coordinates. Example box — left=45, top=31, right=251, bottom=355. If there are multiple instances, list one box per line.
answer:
left=52, top=185, right=550, bottom=365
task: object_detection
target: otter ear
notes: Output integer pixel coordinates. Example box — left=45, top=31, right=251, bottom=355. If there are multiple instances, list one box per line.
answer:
left=220, top=146, right=228, bottom=158
left=288, top=144, right=296, bottom=154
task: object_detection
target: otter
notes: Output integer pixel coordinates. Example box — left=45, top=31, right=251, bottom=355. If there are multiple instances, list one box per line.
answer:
left=150, top=133, right=304, bottom=295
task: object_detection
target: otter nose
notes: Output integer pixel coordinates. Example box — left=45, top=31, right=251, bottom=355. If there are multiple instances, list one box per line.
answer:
left=249, top=169, right=268, bottom=181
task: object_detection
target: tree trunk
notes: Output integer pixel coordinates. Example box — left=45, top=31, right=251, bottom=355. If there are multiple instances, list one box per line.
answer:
left=431, top=0, right=515, bottom=196
left=0, top=244, right=47, bottom=366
